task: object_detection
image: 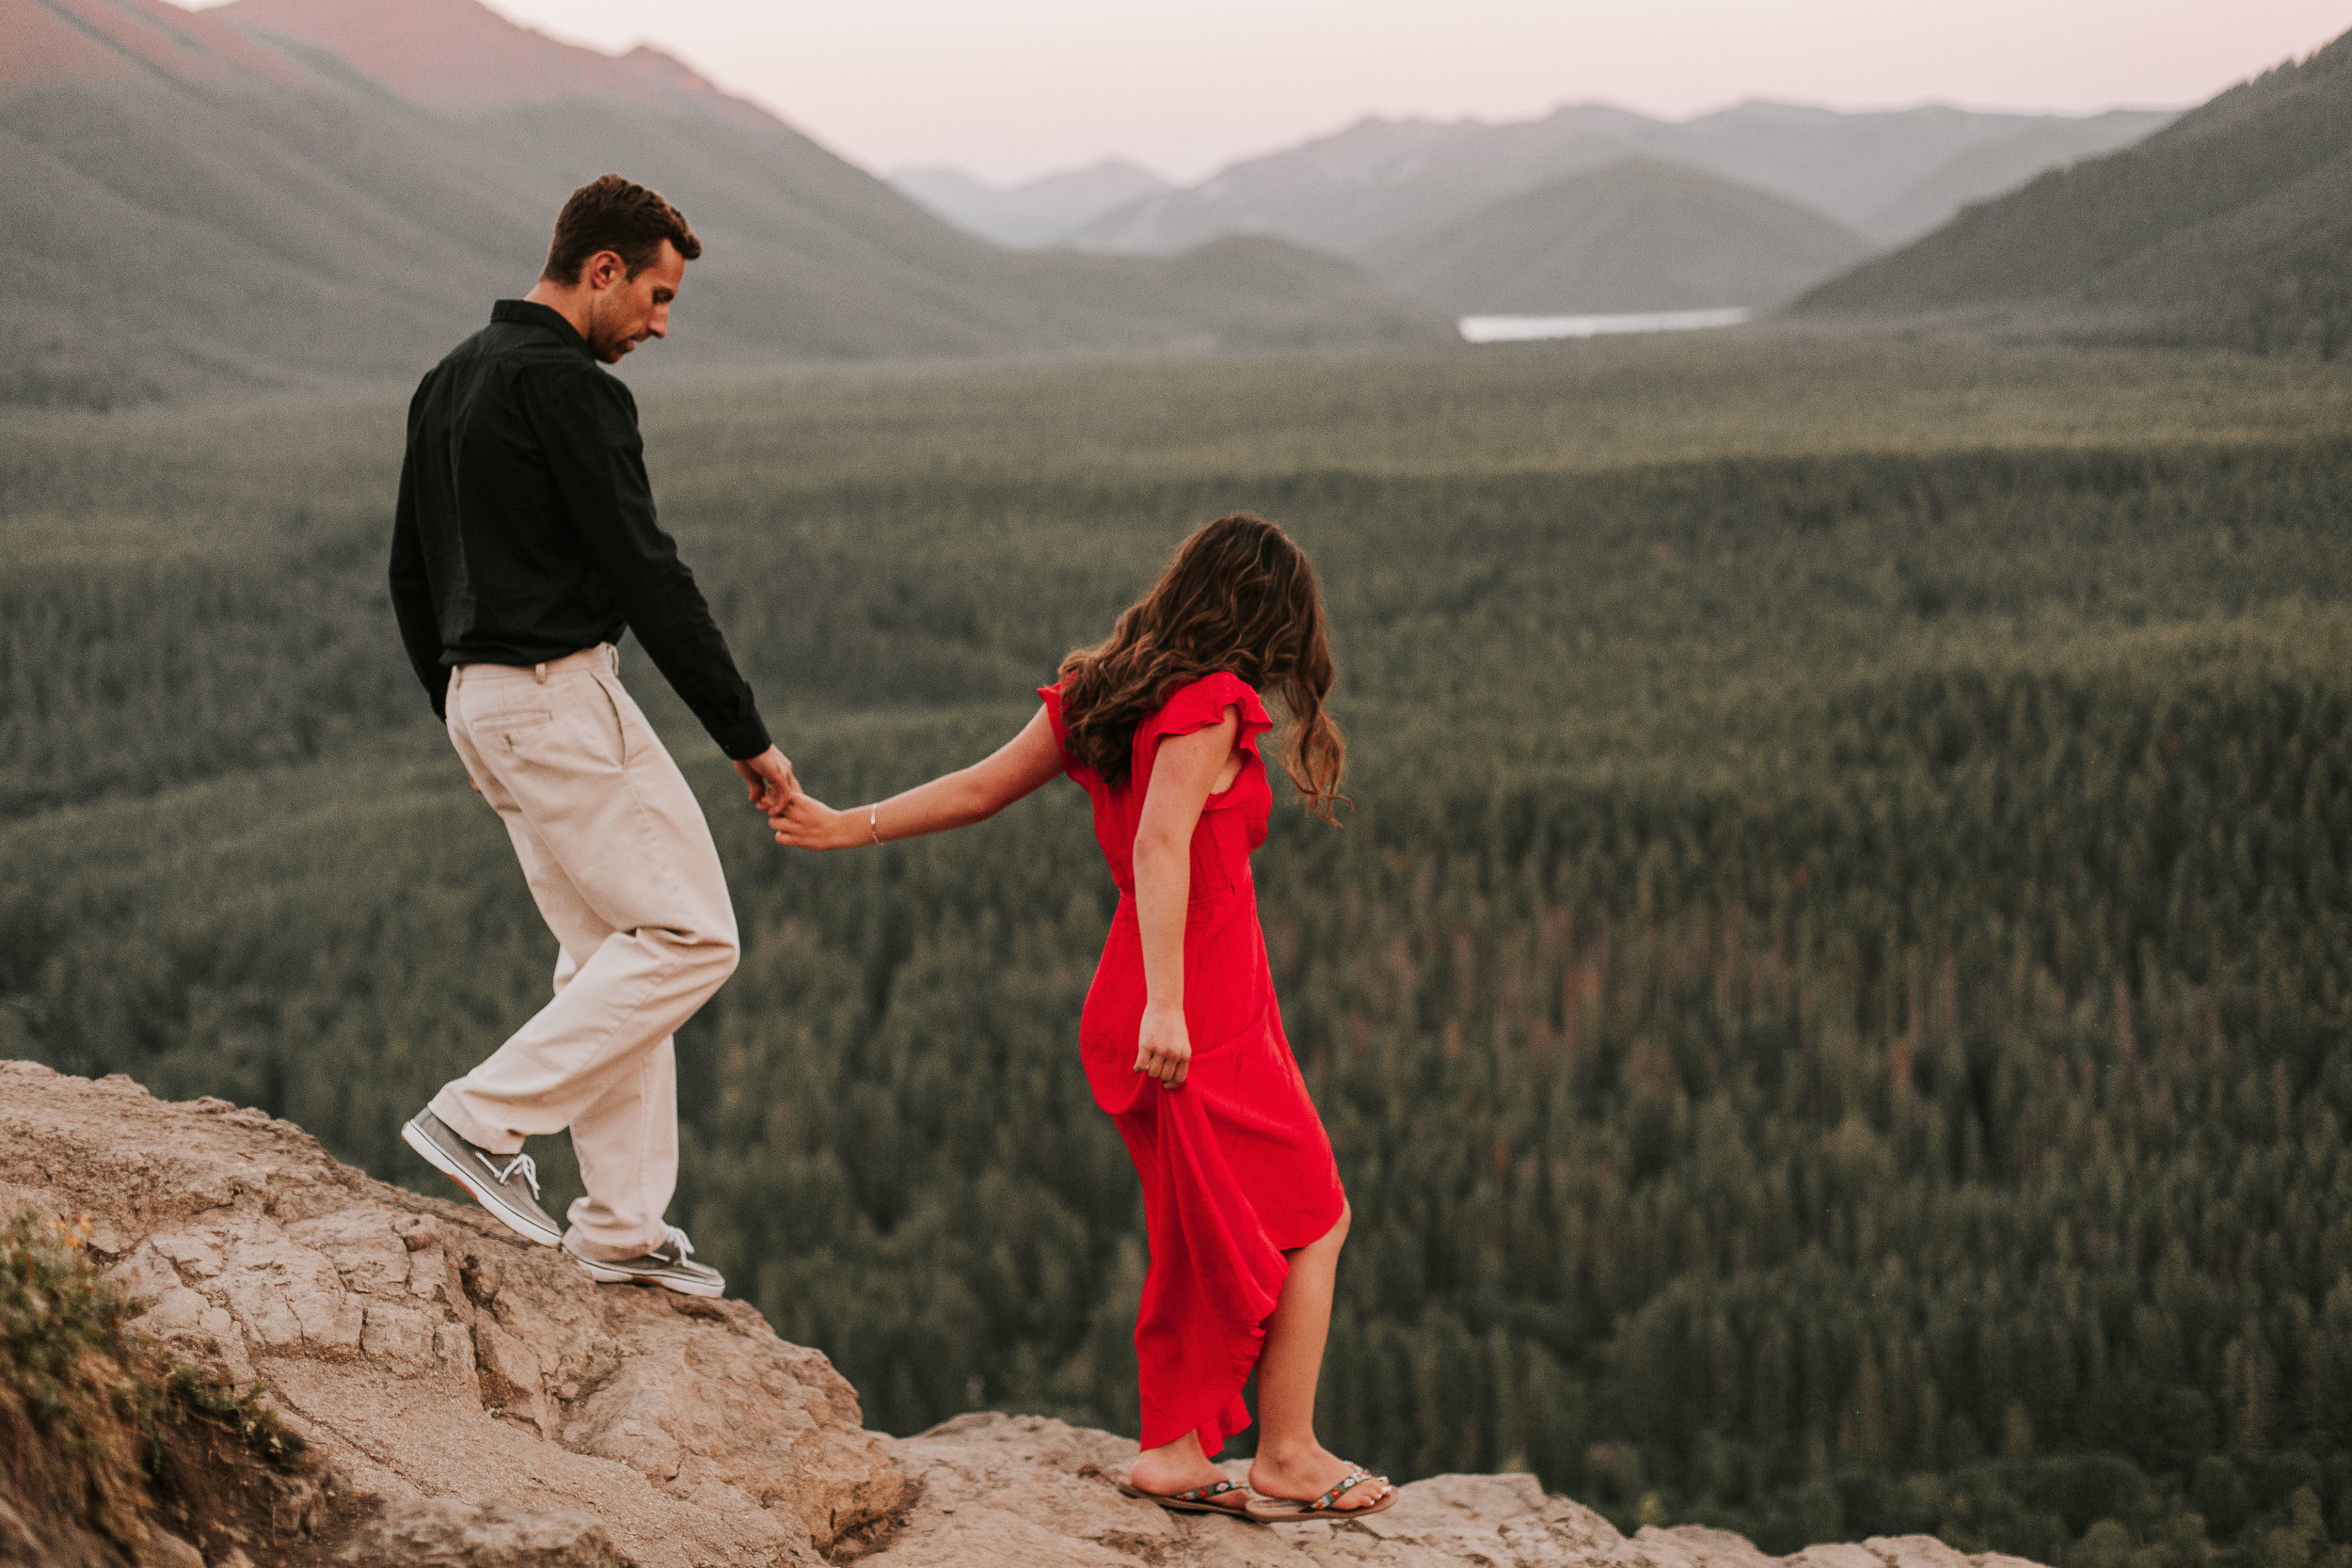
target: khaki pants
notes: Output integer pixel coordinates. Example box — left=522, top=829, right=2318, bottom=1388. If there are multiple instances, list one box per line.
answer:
left=429, top=644, right=739, bottom=1260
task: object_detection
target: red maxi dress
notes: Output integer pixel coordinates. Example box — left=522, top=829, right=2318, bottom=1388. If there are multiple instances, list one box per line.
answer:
left=1039, top=672, right=1348, bottom=1455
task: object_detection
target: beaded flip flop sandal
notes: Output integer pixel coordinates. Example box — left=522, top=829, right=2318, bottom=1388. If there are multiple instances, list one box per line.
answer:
left=1246, top=1465, right=1395, bottom=1520
left=1114, top=1477, right=1261, bottom=1520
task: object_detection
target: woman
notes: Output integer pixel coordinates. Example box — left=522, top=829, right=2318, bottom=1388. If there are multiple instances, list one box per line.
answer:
left=771, top=514, right=1393, bottom=1521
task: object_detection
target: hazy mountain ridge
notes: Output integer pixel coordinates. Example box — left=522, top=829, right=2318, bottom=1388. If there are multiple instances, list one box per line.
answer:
left=1066, top=105, right=1692, bottom=259
left=4, top=0, right=323, bottom=92
left=1859, top=109, right=2174, bottom=245
left=1053, top=99, right=2176, bottom=261
left=227, top=0, right=782, bottom=128
left=2, top=41, right=548, bottom=407
left=1795, top=26, right=2352, bottom=356
left=0, top=0, right=1448, bottom=410
left=892, top=158, right=1174, bottom=248
left=1369, top=156, right=1876, bottom=314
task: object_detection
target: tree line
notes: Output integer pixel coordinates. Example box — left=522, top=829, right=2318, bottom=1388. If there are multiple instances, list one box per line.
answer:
left=5, top=368, right=2351, bottom=1568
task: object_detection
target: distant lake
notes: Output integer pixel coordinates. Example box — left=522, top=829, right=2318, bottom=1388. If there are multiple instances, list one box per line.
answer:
left=1459, top=308, right=1752, bottom=343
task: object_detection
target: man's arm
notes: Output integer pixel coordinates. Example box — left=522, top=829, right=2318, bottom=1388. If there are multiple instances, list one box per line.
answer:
left=534, top=367, right=781, bottom=772
left=389, top=437, right=451, bottom=721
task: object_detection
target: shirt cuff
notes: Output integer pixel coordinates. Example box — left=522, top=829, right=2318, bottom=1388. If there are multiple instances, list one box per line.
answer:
left=715, top=715, right=773, bottom=762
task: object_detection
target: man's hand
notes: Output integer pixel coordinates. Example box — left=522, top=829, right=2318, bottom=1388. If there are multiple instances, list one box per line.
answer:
left=734, top=746, right=797, bottom=815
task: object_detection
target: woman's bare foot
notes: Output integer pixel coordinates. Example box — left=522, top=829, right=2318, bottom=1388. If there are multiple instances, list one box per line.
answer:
left=1128, top=1433, right=1232, bottom=1498
left=1248, top=1443, right=1393, bottom=1512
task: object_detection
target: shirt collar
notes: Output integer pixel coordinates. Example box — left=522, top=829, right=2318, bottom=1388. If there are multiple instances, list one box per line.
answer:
left=491, top=299, right=596, bottom=360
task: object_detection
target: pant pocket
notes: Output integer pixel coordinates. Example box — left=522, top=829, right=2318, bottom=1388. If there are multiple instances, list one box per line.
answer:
left=590, top=673, right=633, bottom=767
left=469, top=706, right=557, bottom=736
left=510, top=683, right=624, bottom=774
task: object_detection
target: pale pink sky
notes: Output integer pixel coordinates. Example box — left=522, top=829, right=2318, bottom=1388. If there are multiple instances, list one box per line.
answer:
left=198, top=0, right=2351, bottom=184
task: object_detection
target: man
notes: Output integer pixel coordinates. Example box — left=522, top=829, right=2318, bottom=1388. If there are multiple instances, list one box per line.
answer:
left=389, top=174, right=792, bottom=1299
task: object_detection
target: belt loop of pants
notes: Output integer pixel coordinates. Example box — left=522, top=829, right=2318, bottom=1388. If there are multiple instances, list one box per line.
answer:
left=448, top=645, right=612, bottom=686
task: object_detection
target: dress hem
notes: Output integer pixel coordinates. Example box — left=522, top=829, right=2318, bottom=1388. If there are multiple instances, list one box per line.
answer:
left=1138, top=1177, right=1349, bottom=1455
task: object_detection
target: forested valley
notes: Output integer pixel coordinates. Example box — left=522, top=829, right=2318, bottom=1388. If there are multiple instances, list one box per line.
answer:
left=6, top=334, right=2352, bottom=1568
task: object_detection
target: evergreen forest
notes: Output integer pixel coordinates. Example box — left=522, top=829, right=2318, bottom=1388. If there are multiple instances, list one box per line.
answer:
left=6, top=332, right=2352, bottom=1568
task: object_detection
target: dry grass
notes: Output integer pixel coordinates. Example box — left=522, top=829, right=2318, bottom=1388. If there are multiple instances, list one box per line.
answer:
left=0, top=1211, right=322, bottom=1566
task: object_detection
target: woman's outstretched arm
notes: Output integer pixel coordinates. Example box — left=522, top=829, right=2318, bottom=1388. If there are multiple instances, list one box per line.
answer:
left=769, top=705, right=1064, bottom=851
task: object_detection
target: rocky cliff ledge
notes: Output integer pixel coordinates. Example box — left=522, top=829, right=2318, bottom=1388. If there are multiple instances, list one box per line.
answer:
left=0, top=1063, right=2049, bottom=1568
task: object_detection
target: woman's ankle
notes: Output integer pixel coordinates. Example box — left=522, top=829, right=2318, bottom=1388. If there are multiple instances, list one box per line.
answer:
left=1249, top=1435, right=1321, bottom=1470
left=1131, top=1433, right=1216, bottom=1481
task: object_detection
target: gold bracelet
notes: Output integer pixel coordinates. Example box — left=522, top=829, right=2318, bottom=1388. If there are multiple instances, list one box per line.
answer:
left=868, top=802, right=882, bottom=846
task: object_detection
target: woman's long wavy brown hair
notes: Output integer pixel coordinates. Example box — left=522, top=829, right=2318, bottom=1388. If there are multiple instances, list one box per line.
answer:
left=1057, top=513, right=1346, bottom=823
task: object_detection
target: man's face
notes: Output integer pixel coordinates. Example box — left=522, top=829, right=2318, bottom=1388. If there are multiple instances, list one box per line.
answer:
left=580, top=239, right=687, bottom=364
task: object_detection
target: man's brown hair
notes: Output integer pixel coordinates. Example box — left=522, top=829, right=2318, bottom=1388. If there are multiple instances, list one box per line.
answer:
left=541, top=174, right=703, bottom=284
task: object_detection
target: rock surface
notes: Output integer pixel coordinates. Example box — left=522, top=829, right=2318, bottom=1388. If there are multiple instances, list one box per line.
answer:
left=335, top=1497, right=625, bottom=1566
left=0, top=1062, right=902, bottom=1568
left=0, top=1064, right=2051, bottom=1568
left=866, top=1413, right=2050, bottom=1568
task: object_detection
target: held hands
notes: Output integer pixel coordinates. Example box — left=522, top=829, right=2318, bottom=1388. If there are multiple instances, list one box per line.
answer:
left=770, top=791, right=864, bottom=852
left=734, top=746, right=798, bottom=816
left=1134, top=1002, right=1192, bottom=1089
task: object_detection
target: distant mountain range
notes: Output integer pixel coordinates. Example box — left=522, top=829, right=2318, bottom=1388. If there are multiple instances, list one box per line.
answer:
left=1373, top=157, right=1876, bottom=315
left=0, top=0, right=1447, bottom=409
left=8, top=0, right=2329, bottom=409
left=1797, top=27, right=2352, bottom=356
left=1009, top=101, right=2175, bottom=261
left=892, top=161, right=1174, bottom=249
left=890, top=97, right=2175, bottom=321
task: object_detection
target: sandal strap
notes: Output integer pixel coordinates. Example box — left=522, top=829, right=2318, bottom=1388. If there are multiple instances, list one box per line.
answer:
left=1309, top=1467, right=1380, bottom=1513
left=1173, top=1480, right=1240, bottom=1503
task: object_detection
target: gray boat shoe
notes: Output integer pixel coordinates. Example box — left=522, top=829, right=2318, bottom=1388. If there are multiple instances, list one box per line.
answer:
left=401, top=1108, right=562, bottom=1247
left=565, top=1225, right=725, bottom=1298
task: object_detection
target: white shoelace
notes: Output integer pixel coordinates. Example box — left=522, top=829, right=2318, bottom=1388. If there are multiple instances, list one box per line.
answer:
left=662, top=1225, right=696, bottom=1259
left=489, top=1151, right=542, bottom=1199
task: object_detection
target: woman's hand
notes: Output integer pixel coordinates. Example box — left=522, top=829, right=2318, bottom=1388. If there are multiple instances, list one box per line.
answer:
left=770, top=792, right=865, bottom=852
left=1135, top=1002, right=1192, bottom=1088
left=766, top=707, right=1065, bottom=853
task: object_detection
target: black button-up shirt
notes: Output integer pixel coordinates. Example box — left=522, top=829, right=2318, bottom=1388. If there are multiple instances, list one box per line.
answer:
left=389, top=300, right=771, bottom=760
